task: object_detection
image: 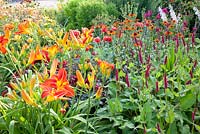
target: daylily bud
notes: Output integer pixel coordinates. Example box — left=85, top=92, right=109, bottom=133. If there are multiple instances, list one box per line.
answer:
left=95, top=87, right=103, bottom=99
left=60, top=108, right=66, bottom=115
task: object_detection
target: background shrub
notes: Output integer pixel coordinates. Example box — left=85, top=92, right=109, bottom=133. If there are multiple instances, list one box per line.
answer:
left=56, top=0, right=119, bottom=30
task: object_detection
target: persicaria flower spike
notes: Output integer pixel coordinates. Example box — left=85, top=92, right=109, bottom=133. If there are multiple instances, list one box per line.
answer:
left=164, top=73, right=168, bottom=91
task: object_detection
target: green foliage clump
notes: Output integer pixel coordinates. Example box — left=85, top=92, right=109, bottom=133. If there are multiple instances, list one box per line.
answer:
left=56, top=0, right=119, bottom=30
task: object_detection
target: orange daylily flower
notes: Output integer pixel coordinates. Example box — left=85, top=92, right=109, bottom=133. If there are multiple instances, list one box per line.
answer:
left=97, top=59, right=114, bottom=78
left=28, top=45, right=48, bottom=65
left=4, top=23, right=14, bottom=31
left=47, top=44, right=59, bottom=58
left=40, top=68, right=75, bottom=103
left=15, top=20, right=30, bottom=35
left=0, top=35, right=8, bottom=54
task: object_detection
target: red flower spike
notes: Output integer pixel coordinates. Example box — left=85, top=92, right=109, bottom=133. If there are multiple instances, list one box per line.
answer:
left=145, top=64, right=151, bottom=79
left=125, top=73, right=130, bottom=87
left=192, top=33, right=195, bottom=45
left=138, top=49, right=143, bottom=64
left=157, top=123, right=161, bottom=133
left=156, top=81, right=159, bottom=93
left=189, top=70, right=193, bottom=78
left=182, top=37, right=186, bottom=46
left=164, top=56, right=168, bottom=65
left=193, top=60, right=197, bottom=69
left=164, top=73, right=168, bottom=91
left=192, top=108, right=197, bottom=121
left=115, top=69, right=119, bottom=81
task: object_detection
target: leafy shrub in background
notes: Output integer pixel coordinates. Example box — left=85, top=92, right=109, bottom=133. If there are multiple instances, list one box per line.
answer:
left=104, top=0, right=163, bottom=20
left=56, top=0, right=119, bottom=30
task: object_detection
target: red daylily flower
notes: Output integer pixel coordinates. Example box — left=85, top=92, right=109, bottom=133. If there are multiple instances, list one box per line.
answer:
left=40, top=68, right=75, bottom=102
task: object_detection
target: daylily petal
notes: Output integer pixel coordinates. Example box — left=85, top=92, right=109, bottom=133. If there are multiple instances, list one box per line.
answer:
left=57, top=68, right=67, bottom=82
left=50, top=59, right=58, bottom=77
